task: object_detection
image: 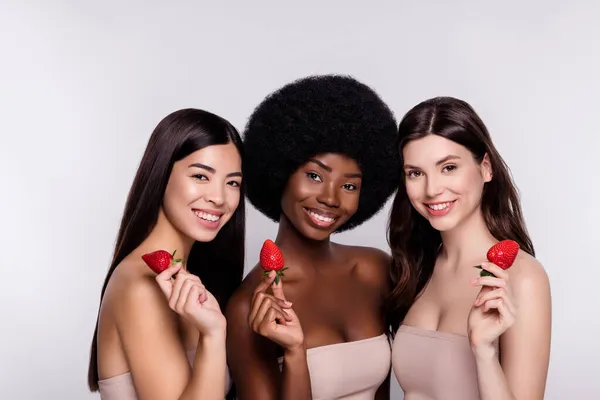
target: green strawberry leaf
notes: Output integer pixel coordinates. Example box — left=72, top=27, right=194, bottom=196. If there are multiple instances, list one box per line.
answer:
left=479, top=269, right=496, bottom=278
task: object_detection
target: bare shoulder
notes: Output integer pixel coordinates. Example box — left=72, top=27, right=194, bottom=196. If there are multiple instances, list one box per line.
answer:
left=336, top=243, right=393, bottom=291
left=105, top=260, right=176, bottom=328
left=510, top=250, right=551, bottom=297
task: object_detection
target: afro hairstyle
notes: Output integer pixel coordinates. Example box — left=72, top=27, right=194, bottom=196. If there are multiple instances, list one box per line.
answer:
left=243, top=74, right=401, bottom=232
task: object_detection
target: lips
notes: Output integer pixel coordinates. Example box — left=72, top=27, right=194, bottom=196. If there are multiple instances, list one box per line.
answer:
left=423, top=200, right=456, bottom=217
left=425, top=201, right=455, bottom=211
left=303, top=207, right=339, bottom=228
left=193, top=208, right=223, bottom=222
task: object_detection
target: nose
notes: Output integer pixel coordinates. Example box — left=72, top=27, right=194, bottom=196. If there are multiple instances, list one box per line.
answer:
left=425, top=175, right=444, bottom=198
left=316, top=182, right=340, bottom=208
left=205, top=182, right=225, bottom=206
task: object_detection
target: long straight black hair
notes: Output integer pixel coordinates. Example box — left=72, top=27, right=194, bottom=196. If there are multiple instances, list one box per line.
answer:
left=387, top=97, right=534, bottom=334
left=87, top=109, right=245, bottom=398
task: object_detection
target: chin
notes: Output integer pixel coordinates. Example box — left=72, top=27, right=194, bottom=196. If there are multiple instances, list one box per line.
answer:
left=292, top=218, right=338, bottom=241
left=181, top=229, right=215, bottom=243
left=302, top=227, right=333, bottom=241
left=186, top=222, right=225, bottom=243
left=428, top=218, right=458, bottom=232
left=416, top=208, right=460, bottom=233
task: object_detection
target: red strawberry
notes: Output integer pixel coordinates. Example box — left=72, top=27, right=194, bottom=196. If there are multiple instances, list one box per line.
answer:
left=475, top=240, right=520, bottom=277
left=259, top=239, right=287, bottom=284
left=142, top=249, right=183, bottom=274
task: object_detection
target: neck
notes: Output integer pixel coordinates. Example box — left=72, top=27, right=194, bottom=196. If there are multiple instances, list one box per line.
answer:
left=136, top=208, right=195, bottom=266
left=274, top=214, right=333, bottom=263
left=439, top=207, right=497, bottom=268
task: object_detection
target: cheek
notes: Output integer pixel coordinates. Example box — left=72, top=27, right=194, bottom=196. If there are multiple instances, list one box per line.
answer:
left=453, top=170, right=485, bottom=196
left=404, top=180, right=423, bottom=203
left=282, top=176, right=311, bottom=207
left=292, top=178, right=317, bottom=199
left=344, top=192, right=360, bottom=213
left=227, top=190, right=241, bottom=211
left=163, top=178, right=183, bottom=208
left=164, top=177, right=204, bottom=211
left=280, top=183, right=295, bottom=213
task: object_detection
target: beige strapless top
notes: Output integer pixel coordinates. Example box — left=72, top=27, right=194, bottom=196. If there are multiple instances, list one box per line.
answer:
left=392, top=325, right=480, bottom=400
left=97, top=349, right=231, bottom=400
left=278, top=334, right=391, bottom=400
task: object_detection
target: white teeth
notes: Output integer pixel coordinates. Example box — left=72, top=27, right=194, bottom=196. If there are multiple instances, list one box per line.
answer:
left=309, top=210, right=335, bottom=223
left=194, top=211, right=221, bottom=222
left=428, top=202, right=452, bottom=211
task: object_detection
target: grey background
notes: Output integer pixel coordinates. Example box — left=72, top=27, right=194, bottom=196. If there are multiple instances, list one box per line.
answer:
left=1, top=1, right=598, bottom=399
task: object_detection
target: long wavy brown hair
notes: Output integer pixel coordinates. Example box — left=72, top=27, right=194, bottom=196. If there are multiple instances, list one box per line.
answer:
left=386, top=96, right=534, bottom=334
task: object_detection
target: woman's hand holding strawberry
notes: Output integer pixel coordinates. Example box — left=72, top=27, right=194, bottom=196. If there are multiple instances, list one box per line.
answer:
left=468, top=262, right=517, bottom=356
left=156, top=263, right=226, bottom=337
left=249, top=271, right=304, bottom=352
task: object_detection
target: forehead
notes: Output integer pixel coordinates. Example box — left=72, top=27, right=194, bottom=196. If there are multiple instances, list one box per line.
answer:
left=308, top=152, right=361, bottom=171
left=182, top=143, right=241, bottom=171
left=402, top=134, right=470, bottom=166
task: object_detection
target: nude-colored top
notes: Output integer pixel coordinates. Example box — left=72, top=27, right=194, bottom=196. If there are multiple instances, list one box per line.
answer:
left=97, top=349, right=232, bottom=400
left=278, top=334, right=391, bottom=400
left=392, top=325, right=480, bottom=400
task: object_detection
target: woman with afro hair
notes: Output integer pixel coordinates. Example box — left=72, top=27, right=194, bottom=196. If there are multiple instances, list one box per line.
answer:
left=226, top=75, right=401, bottom=400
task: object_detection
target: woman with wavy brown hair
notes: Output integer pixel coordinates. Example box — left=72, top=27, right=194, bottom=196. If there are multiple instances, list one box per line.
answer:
left=388, top=97, right=551, bottom=400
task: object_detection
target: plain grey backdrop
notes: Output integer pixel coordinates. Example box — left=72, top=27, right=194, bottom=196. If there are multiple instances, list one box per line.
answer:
left=1, top=1, right=598, bottom=399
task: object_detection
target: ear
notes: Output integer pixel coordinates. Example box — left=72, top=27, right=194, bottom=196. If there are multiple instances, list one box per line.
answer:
left=481, top=153, right=493, bottom=183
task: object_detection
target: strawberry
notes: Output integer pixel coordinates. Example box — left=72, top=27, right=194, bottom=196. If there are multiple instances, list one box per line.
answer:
left=475, top=240, right=520, bottom=277
left=260, top=239, right=287, bottom=284
left=142, top=249, right=183, bottom=274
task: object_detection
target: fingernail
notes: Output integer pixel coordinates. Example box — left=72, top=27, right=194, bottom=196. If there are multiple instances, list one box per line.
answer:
left=284, top=301, right=292, bottom=306
left=269, top=270, right=275, bottom=277
left=470, top=279, right=478, bottom=285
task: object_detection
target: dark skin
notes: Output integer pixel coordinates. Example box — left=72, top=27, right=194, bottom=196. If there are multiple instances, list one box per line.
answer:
left=226, top=153, right=392, bottom=400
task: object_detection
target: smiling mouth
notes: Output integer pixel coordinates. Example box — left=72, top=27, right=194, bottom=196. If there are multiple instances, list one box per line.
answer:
left=303, top=207, right=339, bottom=228
left=193, top=209, right=223, bottom=223
left=425, top=201, right=456, bottom=211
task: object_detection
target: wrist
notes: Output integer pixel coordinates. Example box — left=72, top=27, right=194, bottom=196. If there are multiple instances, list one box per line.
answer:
left=199, top=326, right=227, bottom=344
left=472, top=343, right=497, bottom=362
left=284, top=342, right=307, bottom=358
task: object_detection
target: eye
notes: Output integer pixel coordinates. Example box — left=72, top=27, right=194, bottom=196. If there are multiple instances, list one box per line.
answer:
left=442, top=164, right=457, bottom=173
left=405, top=170, right=422, bottom=179
left=343, top=183, right=357, bottom=191
left=306, top=172, right=322, bottom=182
left=193, top=174, right=208, bottom=181
left=227, top=180, right=241, bottom=188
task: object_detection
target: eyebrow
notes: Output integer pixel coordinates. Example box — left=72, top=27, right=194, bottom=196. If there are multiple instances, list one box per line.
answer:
left=404, top=155, right=461, bottom=169
left=308, top=159, right=362, bottom=178
left=188, top=163, right=243, bottom=178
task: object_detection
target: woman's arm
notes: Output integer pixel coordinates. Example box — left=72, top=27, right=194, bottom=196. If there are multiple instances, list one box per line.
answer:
left=280, top=343, right=312, bottom=400
left=226, top=272, right=312, bottom=400
left=184, top=332, right=227, bottom=400
left=470, top=258, right=551, bottom=400
left=117, top=276, right=226, bottom=400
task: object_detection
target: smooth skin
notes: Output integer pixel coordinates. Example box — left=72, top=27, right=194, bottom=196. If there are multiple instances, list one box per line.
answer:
left=227, top=153, right=393, bottom=400
left=96, top=143, right=242, bottom=400
left=401, top=135, right=551, bottom=400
